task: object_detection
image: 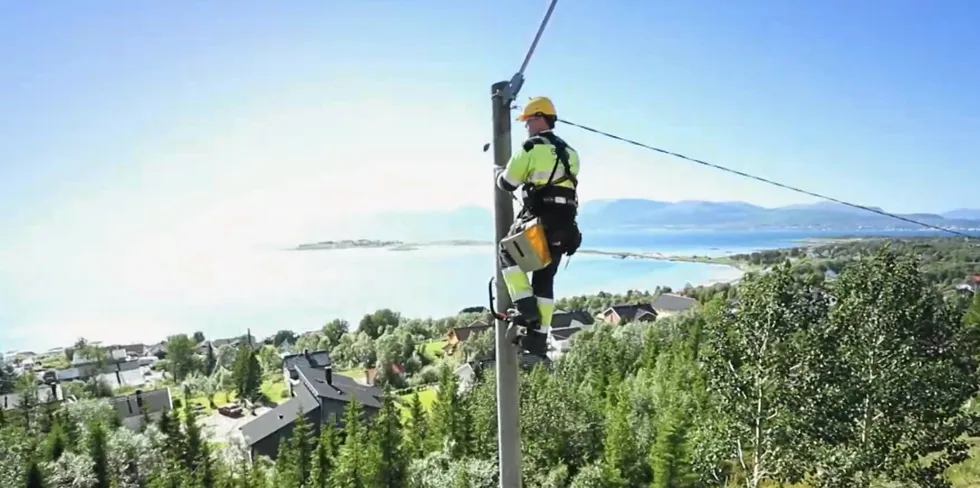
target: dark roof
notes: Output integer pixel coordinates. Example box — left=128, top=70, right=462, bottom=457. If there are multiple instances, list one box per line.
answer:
left=241, top=385, right=320, bottom=446
left=552, top=310, right=594, bottom=329
left=1, top=384, right=63, bottom=410
left=296, top=364, right=382, bottom=409
left=108, top=360, right=142, bottom=372
left=283, top=350, right=332, bottom=371
left=551, top=328, right=584, bottom=341
left=452, top=322, right=492, bottom=341
left=651, top=294, right=699, bottom=313
left=110, top=388, right=172, bottom=418
left=604, top=304, right=658, bottom=322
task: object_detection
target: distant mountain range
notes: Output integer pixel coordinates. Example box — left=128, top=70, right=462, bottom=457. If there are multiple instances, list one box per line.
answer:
left=339, top=200, right=980, bottom=241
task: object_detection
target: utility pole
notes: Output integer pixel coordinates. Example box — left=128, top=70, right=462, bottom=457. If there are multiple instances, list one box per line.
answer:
left=490, top=80, right=523, bottom=488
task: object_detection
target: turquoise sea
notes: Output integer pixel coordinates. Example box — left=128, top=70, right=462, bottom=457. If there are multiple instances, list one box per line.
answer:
left=0, top=229, right=943, bottom=352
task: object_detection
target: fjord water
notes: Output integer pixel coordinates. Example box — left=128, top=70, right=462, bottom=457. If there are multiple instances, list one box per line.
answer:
left=0, top=229, right=940, bottom=351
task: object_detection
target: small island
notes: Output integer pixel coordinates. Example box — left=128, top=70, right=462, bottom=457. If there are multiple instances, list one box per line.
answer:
left=293, top=239, right=493, bottom=251
left=294, top=239, right=404, bottom=250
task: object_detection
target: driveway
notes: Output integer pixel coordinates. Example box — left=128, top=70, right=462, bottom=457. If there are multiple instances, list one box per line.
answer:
left=199, top=406, right=271, bottom=451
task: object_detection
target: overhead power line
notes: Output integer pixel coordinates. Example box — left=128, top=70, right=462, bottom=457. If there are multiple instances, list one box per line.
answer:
left=495, top=0, right=560, bottom=105
left=558, top=118, right=977, bottom=240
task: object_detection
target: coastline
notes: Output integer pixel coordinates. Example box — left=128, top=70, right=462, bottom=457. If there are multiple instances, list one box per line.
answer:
left=293, top=239, right=750, bottom=286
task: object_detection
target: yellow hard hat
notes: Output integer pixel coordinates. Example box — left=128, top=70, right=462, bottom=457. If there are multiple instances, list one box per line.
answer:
left=516, top=96, right=557, bottom=121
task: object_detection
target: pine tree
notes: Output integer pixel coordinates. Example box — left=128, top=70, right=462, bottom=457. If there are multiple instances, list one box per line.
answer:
left=88, top=420, right=110, bottom=488
left=140, top=403, right=153, bottom=433
left=45, top=419, right=68, bottom=462
left=290, top=408, right=315, bottom=487
left=24, top=456, right=45, bottom=488
left=311, top=420, right=341, bottom=488
left=602, top=383, right=641, bottom=487
left=58, top=409, right=79, bottom=452
left=182, top=401, right=215, bottom=487
left=232, top=344, right=262, bottom=403
left=430, top=364, right=469, bottom=456
left=332, top=397, right=377, bottom=487
left=274, top=439, right=296, bottom=488
left=371, top=385, right=408, bottom=487
left=204, top=344, right=218, bottom=377
left=403, top=392, right=429, bottom=459
left=109, top=408, right=123, bottom=430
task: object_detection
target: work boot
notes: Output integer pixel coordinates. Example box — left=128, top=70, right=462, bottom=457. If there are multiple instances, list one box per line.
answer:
left=507, top=296, right=541, bottom=326
left=520, top=329, right=549, bottom=358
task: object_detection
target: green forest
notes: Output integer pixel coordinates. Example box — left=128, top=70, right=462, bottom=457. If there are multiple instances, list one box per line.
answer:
left=2, top=238, right=980, bottom=487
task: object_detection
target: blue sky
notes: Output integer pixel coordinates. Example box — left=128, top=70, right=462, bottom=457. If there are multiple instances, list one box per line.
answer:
left=1, top=1, right=978, bottom=351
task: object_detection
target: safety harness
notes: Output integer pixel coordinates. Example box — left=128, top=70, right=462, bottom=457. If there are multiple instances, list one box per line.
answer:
left=519, top=131, right=578, bottom=217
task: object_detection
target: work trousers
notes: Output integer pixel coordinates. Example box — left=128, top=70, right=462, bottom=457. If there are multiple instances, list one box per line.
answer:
left=498, top=213, right=578, bottom=332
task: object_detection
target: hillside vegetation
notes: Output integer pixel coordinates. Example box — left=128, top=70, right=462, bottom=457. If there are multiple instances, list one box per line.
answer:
left=730, top=237, right=980, bottom=290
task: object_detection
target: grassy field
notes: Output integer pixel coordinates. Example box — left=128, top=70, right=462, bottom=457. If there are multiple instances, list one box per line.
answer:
left=397, top=386, right=438, bottom=421
left=422, top=341, right=448, bottom=361
left=175, top=375, right=287, bottom=421
left=337, top=368, right=367, bottom=383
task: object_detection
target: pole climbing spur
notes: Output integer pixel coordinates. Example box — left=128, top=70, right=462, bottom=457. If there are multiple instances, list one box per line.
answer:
left=487, top=277, right=527, bottom=346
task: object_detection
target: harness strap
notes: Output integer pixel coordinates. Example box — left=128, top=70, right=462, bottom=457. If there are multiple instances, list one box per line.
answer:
left=538, top=131, right=578, bottom=189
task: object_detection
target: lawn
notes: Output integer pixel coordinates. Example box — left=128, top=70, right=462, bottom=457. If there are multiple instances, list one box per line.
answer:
left=422, top=341, right=448, bottom=361
left=337, top=368, right=367, bottom=383
left=176, top=375, right=287, bottom=421
left=397, top=386, right=438, bottom=421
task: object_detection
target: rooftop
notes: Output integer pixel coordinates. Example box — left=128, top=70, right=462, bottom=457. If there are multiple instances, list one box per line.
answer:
left=283, top=350, right=332, bottom=371
left=604, top=303, right=658, bottom=321
left=651, top=293, right=699, bottom=312
left=552, top=310, right=594, bottom=329
left=110, top=388, right=172, bottom=418
left=551, top=328, right=584, bottom=341
left=296, top=363, right=383, bottom=409
left=240, top=385, right=320, bottom=446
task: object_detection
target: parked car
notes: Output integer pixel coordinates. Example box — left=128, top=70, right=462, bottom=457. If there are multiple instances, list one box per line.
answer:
left=218, top=404, right=243, bottom=418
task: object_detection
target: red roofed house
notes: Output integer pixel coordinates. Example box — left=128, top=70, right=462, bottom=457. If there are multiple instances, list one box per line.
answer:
left=443, top=321, right=493, bottom=356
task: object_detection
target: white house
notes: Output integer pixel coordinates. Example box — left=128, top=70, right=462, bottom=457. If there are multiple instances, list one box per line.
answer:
left=546, top=310, right=596, bottom=361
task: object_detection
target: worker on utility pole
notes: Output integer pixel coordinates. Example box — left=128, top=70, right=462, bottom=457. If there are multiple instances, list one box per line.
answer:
left=494, top=96, right=582, bottom=357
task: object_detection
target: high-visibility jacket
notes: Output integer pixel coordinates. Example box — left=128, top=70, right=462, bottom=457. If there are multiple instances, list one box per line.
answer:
left=497, top=130, right=580, bottom=194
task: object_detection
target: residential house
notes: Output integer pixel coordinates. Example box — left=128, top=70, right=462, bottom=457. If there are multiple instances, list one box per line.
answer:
left=443, top=320, right=493, bottom=355
left=71, top=348, right=127, bottom=366
left=551, top=310, right=595, bottom=331
left=110, top=388, right=173, bottom=431
left=1, top=382, right=63, bottom=411
left=600, top=304, right=658, bottom=325
left=650, top=293, right=700, bottom=318
left=546, top=309, right=596, bottom=361
left=56, top=359, right=147, bottom=389
left=241, top=350, right=383, bottom=461
left=547, top=327, right=587, bottom=361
